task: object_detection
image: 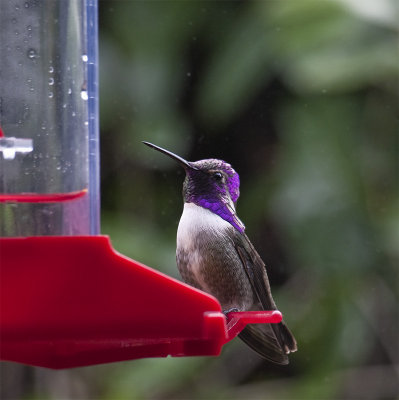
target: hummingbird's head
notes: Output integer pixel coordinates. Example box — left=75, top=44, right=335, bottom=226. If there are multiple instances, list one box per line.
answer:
left=143, top=141, right=245, bottom=233
left=185, top=158, right=240, bottom=205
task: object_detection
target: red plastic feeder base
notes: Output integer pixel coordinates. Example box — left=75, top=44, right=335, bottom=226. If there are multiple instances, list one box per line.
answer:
left=0, top=236, right=282, bottom=369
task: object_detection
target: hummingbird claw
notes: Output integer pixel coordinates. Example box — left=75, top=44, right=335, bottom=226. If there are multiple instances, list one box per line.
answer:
left=223, top=308, right=239, bottom=316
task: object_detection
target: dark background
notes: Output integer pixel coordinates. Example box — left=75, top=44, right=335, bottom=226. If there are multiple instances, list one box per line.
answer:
left=2, top=1, right=398, bottom=399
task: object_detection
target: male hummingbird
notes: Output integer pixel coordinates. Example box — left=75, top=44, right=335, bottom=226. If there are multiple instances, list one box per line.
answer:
left=143, top=141, right=297, bottom=364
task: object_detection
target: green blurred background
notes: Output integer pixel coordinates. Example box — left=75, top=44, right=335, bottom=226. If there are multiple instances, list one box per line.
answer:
left=3, top=0, right=398, bottom=399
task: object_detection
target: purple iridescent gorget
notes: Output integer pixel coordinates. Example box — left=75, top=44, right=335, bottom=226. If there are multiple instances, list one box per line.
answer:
left=184, top=159, right=246, bottom=234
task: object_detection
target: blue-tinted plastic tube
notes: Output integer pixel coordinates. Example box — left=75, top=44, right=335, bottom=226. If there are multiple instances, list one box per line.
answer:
left=87, top=0, right=100, bottom=235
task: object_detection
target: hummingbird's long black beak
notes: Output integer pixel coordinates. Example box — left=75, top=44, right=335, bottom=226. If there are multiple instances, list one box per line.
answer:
left=142, top=141, right=198, bottom=170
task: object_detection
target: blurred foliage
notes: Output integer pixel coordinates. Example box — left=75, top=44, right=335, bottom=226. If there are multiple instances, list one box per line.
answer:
left=8, top=0, right=398, bottom=399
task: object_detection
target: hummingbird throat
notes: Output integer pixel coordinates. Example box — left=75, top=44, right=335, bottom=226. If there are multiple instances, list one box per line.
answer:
left=195, top=197, right=245, bottom=234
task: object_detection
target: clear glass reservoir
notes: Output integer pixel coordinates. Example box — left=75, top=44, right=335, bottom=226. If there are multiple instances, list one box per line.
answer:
left=0, top=0, right=99, bottom=236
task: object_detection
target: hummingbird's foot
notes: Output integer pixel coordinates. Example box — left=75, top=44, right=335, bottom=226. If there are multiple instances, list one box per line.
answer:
left=223, top=308, right=239, bottom=316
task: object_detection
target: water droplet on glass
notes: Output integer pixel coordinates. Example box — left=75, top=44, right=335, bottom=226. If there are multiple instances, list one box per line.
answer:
left=29, top=87, right=34, bottom=92
left=56, top=165, right=61, bottom=171
left=80, top=90, right=88, bottom=101
left=48, top=77, right=54, bottom=85
left=68, top=88, right=72, bottom=94
left=84, top=121, right=89, bottom=126
left=27, top=25, right=32, bottom=31
left=82, top=54, right=88, bottom=62
left=72, top=111, right=76, bottom=117
left=27, top=48, right=37, bottom=59
left=49, top=66, right=54, bottom=73
left=24, top=2, right=29, bottom=8
left=48, top=92, right=53, bottom=99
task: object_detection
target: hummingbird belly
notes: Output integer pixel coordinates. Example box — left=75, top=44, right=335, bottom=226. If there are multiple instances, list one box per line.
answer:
left=176, top=203, right=255, bottom=311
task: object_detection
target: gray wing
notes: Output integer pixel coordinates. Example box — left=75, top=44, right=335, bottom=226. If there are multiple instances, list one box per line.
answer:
left=233, top=231, right=276, bottom=310
left=232, top=229, right=297, bottom=364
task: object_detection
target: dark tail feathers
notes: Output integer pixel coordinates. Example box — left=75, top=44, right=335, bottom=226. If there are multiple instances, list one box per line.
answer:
left=238, top=321, right=297, bottom=365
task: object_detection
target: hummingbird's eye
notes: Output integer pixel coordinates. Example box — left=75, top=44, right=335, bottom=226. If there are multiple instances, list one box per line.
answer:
left=213, top=172, right=223, bottom=181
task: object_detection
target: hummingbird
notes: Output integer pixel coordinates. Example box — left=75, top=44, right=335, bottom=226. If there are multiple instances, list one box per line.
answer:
left=143, top=141, right=297, bottom=364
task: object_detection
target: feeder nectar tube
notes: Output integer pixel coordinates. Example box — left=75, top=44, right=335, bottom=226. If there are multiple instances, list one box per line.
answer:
left=0, top=0, right=99, bottom=236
